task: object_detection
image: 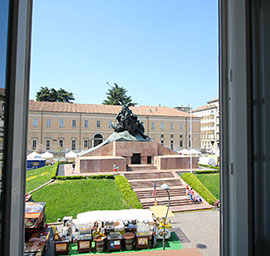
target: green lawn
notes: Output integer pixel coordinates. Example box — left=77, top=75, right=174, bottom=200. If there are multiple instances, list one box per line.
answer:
left=26, top=165, right=55, bottom=193
left=196, top=173, right=220, bottom=199
left=31, top=179, right=129, bottom=223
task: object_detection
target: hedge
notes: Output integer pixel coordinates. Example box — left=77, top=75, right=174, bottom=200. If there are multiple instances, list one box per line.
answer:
left=181, top=173, right=217, bottom=205
left=56, top=174, right=114, bottom=180
left=198, top=164, right=220, bottom=170
left=50, top=163, right=59, bottom=179
left=195, top=170, right=220, bottom=174
left=115, top=175, right=143, bottom=209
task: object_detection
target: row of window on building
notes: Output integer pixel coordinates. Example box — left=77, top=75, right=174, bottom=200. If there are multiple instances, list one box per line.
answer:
left=32, top=118, right=186, bottom=131
left=32, top=119, right=105, bottom=128
left=32, top=134, right=191, bottom=151
left=32, top=134, right=104, bottom=151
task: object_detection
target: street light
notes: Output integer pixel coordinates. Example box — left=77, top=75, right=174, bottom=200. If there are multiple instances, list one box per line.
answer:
left=190, top=106, right=193, bottom=173
left=160, top=183, right=170, bottom=250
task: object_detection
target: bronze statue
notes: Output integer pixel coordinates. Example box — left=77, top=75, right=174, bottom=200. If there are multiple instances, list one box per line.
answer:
left=112, top=103, right=150, bottom=141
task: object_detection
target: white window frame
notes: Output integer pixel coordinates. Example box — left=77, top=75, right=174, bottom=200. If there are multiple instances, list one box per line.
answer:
left=59, top=139, right=64, bottom=148
left=84, top=120, right=89, bottom=128
left=108, top=121, right=112, bottom=128
left=84, top=139, right=89, bottom=148
left=32, top=139, right=37, bottom=150
left=59, top=119, right=64, bottom=128
left=32, top=118, right=38, bottom=127
left=170, top=123, right=174, bottom=130
left=71, top=139, right=76, bottom=150
left=45, top=139, right=50, bottom=150
left=46, top=119, right=51, bottom=128
left=161, top=122, right=164, bottom=130
left=72, top=120, right=77, bottom=128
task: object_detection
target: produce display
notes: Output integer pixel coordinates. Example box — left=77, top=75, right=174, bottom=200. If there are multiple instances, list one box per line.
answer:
left=24, top=202, right=50, bottom=255
left=24, top=208, right=174, bottom=254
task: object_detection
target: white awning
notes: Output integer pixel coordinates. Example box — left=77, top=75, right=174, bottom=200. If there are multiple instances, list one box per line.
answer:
left=41, top=151, right=54, bottom=159
left=27, top=151, right=44, bottom=160
left=65, top=151, right=77, bottom=158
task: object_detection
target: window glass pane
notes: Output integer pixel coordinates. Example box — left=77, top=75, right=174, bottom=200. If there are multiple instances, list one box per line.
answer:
left=72, top=120, right=76, bottom=127
left=108, top=121, right=112, bottom=128
left=33, top=118, right=38, bottom=127
left=161, top=122, right=164, bottom=130
left=0, top=0, right=10, bottom=248
left=46, top=119, right=51, bottom=127
left=59, top=119, right=64, bottom=127
left=151, top=122, right=155, bottom=129
left=72, top=139, right=76, bottom=150
left=84, top=120, right=88, bottom=128
left=97, top=120, right=100, bottom=128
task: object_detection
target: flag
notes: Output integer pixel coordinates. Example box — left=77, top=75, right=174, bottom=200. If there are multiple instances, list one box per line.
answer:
left=152, top=181, right=157, bottom=198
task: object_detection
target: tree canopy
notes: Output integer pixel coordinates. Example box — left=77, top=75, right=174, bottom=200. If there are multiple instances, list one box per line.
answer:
left=36, top=87, right=75, bottom=103
left=103, top=83, right=137, bottom=106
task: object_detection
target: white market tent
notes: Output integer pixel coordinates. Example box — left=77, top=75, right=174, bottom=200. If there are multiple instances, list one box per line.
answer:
left=41, top=151, right=54, bottom=159
left=65, top=151, right=77, bottom=159
left=73, top=209, right=154, bottom=226
left=178, top=149, right=190, bottom=155
left=27, top=151, right=44, bottom=160
left=189, top=149, right=202, bottom=155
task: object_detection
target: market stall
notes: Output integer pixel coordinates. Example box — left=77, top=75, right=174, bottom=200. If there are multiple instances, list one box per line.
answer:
left=24, top=202, right=50, bottom=255
left=149, top=205, right=174, bottom=240
left=42, top=208, right=176, bottom=254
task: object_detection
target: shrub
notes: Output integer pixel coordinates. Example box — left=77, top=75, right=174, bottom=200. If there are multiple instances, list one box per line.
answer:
left=115, top=175, right=143, bottom=209
left=198, top=164, right=220, bottom=170
left=195, top=170, right=220, bottom=174
left=181, top=173, right=217, bottom=205
left=55, top=174, right=114, bottom=180
left=50, top=163, right=59, bottom=179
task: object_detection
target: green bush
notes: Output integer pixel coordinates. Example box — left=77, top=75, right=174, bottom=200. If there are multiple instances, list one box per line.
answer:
left=198, top=164, right=220, bottom=170
left=115, top=175, right=143, bottom=209
left=181, top=173, right=217, bottom=205
left=195, top=170, right=220, bottom=174
left=50, top=163, right=59, bottom=179
left=56, top=174, right=114, bottom=180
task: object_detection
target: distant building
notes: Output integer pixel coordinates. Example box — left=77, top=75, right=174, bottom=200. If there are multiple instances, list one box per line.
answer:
left=174, top=105, right=192, bottom=113
left=192, top=98, right=219, bottom=152
left=28, top=101, right=201, bottom=154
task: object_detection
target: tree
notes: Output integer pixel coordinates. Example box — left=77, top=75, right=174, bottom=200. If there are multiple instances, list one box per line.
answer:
left=36, top=87, right=75, bottom=103
left=102, top=83, right=137, bottom=106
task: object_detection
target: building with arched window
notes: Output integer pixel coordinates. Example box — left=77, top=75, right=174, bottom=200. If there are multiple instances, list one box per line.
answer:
left=27, top=100, right=201, bottom=153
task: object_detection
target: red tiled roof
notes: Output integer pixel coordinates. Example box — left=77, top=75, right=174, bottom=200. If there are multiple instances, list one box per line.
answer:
left=207, top=98, right=219, bottom=104
left=28, top=100, right=198, bottom=118
left=192, top=104, right=217, bottom=112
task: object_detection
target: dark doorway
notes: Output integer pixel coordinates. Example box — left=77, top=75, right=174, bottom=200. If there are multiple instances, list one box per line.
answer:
left=147, top=156, right=152, bottom=164
left=131, top=153, right=141, bottom=164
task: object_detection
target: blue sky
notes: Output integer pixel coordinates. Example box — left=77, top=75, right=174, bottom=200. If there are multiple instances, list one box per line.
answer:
left=30, top=0, right=218, bottom=109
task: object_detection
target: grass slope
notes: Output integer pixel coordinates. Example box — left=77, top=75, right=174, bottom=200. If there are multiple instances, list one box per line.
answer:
left=31, top=179, right=129, bottom=223
left=196, top=173, right=220, bottom=199
left=26, top=165, right=55, bottom=193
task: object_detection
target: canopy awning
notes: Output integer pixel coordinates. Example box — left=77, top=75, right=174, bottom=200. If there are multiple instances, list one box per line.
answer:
left=27, top=152, right=44, bottom=160
left=41, top=151, right=54, bottom=159
left=65, top=151, right=77, bottom=158
left=149, top=205, right=175, bottom=218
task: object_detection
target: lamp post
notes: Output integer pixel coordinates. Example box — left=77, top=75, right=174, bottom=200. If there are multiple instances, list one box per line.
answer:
left=160, top=183, right=170, bottom=250
left=190, top=106, right=193, bottom=173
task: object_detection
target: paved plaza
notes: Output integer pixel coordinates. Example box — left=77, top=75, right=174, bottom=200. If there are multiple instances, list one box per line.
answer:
left=172, top=210, right=220, bottom=256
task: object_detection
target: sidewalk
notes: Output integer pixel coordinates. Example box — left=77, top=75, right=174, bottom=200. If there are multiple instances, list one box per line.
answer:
left=100, top=249, right=202, bottom=256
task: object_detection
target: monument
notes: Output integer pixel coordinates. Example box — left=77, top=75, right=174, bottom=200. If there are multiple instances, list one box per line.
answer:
left=76, top=104, right=198, bottom=173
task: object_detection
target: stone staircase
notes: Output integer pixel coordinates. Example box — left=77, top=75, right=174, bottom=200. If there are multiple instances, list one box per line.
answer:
left=124, top=169, right=213, bottom=212
left=127, top=164, right=157, bottom=171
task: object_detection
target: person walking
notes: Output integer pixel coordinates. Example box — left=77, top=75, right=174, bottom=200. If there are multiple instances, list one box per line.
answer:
left=72, top=162, right=75, bottom=173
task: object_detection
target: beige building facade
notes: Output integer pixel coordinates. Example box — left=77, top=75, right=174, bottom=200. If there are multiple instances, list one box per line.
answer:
left=27, top=101, right=201, bottom=154
left=192, top=98, right=219, bottom=152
